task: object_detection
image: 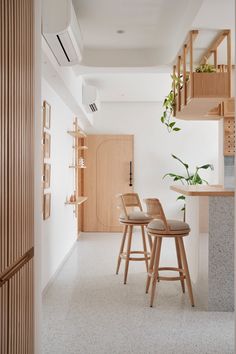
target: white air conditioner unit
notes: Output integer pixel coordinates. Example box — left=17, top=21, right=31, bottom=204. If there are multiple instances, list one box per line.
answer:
left=82, top=84, right=100, bottom=114
left=42, top=0, right=83, bottom=66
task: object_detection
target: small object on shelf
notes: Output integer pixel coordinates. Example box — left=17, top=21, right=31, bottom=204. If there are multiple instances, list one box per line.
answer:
left=78, top=157, right=85, bottom=168
left=69, top=194, right=76, bottom=203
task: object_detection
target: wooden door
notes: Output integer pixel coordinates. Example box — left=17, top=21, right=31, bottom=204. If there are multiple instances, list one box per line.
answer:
left=0, top=0, right=34, bottom=353
left=82, top=135, right=133, bottom=232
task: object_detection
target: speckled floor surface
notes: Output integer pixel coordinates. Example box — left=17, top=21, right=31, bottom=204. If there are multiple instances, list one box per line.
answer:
left=42, top=233, right=234, bottom=354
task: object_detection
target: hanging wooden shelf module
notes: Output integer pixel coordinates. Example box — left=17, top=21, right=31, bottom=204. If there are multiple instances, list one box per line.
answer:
left=173, top=30, right=232, bottom=120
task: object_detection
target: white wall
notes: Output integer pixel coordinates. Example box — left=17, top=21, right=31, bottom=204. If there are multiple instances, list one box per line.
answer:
left=41, top=78, right=79, bottom=290
left=88, top=102, right=219, bottom=219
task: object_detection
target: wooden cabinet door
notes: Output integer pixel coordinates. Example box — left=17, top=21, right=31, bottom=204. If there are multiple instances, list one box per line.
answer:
left=82, top=135, right=134, bottom=232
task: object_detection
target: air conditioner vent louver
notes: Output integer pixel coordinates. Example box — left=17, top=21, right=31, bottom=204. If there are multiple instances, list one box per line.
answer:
left=82, top=84, right=100, bottom=114
left=89, top=103, right=98, bottom=112
left=56, top=35, right=71, bottom=62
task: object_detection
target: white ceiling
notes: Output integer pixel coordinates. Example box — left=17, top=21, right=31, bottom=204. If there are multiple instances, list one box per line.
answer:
left=72, top=0, right=235, bottom=103
left=73, top=0, right=202, bottom=50
left=73, top=0, right=203, bottom=66
left=83, top=73, right=172, bottom=102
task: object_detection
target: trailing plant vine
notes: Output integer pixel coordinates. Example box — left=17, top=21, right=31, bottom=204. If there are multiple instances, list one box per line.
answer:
left=160, top=75, right=183, bottom=133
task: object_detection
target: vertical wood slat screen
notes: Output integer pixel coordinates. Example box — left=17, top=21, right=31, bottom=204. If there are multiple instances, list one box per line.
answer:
left=0, top=0, right=34, bottom=353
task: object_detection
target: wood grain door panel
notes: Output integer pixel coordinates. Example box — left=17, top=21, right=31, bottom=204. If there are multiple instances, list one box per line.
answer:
left=83, top=135, right=133, bottom=232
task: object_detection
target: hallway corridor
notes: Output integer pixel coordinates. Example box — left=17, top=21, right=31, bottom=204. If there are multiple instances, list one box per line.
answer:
left=42, top=233, right=234, bottom=354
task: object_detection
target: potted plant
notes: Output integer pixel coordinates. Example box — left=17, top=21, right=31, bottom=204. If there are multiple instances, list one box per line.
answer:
left=163, top=154, right=214, bottom=220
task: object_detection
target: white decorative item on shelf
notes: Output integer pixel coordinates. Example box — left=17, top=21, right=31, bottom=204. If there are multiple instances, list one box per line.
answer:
left=78, top=157, right=85, bottom=168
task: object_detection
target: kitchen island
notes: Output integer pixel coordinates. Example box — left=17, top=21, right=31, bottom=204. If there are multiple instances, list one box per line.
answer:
left=171, top=185, right=234, bottom=312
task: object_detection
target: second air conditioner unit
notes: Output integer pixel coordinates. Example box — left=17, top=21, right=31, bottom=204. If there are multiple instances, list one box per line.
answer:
left=82, top=84, right=100, bottom=114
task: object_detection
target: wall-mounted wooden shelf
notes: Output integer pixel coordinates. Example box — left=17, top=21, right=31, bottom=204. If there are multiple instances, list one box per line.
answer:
left=72, top=145, right=88, bottom=150
left=67, top=130, right=87, bottom=138
left=65, top=197, right=88, bottom=205
left=69, top=165, right=86, bottom=169
left=66, top=118, right=88, bottom=235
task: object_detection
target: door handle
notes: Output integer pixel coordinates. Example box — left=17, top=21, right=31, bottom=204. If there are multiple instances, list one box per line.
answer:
left=129, top=161, right=133, bottom=187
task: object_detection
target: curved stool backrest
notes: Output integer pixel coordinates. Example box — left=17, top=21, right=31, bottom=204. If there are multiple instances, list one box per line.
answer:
left=117, top=193, right=143, bottom=220
left=144, top=198, right=170, bottom=233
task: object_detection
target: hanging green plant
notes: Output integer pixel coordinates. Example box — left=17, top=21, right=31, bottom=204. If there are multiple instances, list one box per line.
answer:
left=160, top=74, right=183, bottom=133
left=163, top=154, right=214, bottom=218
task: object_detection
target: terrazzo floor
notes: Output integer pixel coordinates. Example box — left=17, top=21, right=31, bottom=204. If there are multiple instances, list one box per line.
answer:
left=42, top=232, right=234, bottom=354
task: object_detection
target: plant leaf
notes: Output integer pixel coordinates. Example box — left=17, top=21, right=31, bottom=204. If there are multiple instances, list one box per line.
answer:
left=176, top=195, right=186, bottom=201
left=171, top=154, right=189, bottom=169
left=197, top=164, right=214, bottom=170
left=163, top=173, right=185, bottom=180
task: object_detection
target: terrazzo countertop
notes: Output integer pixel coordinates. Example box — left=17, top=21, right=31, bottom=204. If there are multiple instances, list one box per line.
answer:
left=170, top=185, right=234, bottom=196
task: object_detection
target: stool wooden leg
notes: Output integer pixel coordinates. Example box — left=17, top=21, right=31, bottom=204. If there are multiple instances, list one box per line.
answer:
left=116, top=225, right=128, bottom=275
left=175, top=237, right=185, bottom=293
left=146, top=237, right=157, bottom=294
left=141, top=226, right=149, bottom=272
left=178, top=237, right=194, bottom=307
left=147, top=231, right=153, bottom=252
left=150, top=238, right=162, bottom=307
left=124, top=225, right=133, bottom=284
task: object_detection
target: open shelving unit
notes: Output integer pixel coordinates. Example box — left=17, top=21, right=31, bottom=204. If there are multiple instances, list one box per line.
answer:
left=65, top=118, right=88, bottom=232
left=173, top=29, right=232, bottom=120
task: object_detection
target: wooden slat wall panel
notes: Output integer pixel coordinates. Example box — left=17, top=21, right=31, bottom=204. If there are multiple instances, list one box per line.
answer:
left=8, top=260, right=34, bottom=354
left=0, top=0, right=9, bottom=275
left=0, top=283, right=9, bottom=354
left=0, top=0, right=34, bottom=274
left=0, top=0, right=34, bottom=353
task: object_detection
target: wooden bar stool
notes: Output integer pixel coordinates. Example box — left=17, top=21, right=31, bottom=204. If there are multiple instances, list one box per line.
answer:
left=144, top=198, right=194, bottom=308
left=116, top=193, right=153, bottom=284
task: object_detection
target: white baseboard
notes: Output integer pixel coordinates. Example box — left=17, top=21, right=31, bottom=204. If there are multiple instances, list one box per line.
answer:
left=42, top=240, right=77, bottom=297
